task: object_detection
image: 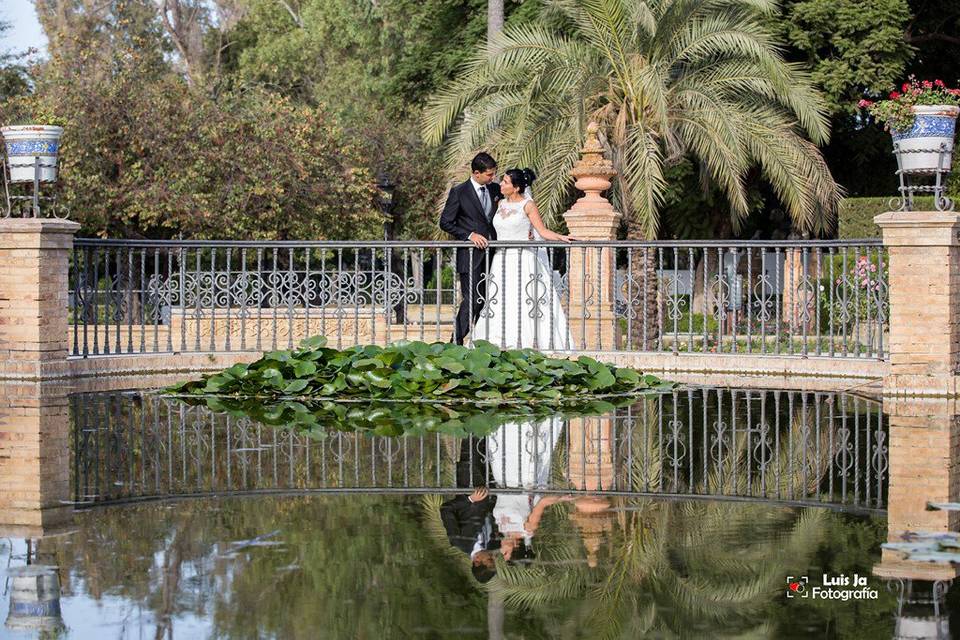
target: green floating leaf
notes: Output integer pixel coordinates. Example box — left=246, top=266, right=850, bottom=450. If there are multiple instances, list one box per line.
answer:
left=283, top=379, right=309, bottom=394
left=165, top=337, right=673, bottom=404
left=294, top=360, right=317, bottom=378
left=299, top=335, right=327, bottom=350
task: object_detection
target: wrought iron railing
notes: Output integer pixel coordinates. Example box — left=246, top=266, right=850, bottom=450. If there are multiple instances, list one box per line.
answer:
left=69, top=388, right=888, bottom=513
left=69, top=238, right=888, bottom=359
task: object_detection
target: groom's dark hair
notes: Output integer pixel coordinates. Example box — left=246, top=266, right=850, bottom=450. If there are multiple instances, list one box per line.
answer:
left=471, top=152, right=498, bottom=173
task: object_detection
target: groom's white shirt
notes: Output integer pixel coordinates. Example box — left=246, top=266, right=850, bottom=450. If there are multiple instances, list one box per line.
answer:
left=470, top=516, right=494, bottom=559
left=469, top=177, right=489, bottom=215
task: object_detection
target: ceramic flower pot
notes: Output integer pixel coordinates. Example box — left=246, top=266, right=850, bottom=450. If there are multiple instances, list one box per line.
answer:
left=891, top=105, right=959, bottom=173
left=1, top=125, right=64, bottom=183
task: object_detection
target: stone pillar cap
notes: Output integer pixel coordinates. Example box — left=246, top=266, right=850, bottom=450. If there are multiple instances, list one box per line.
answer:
left=874, top=211, right=960, bottom=228
left=0, top=218, right=80, bottom=233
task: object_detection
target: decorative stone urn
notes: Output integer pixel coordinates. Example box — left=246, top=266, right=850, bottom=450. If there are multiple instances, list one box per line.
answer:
left=892, top=105, right=958, bottom=173
left=563, top=122, right=621, bottom=351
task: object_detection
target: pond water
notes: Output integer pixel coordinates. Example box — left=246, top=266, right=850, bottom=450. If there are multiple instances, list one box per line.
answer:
left=0, top=387, right=956, bottom=638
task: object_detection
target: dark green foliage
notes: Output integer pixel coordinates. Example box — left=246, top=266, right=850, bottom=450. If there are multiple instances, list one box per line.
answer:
left=175, top=394, right=633, bottom=437
left=0, top=22, right=29, bottom=103
left=4, top=56, right=383, bottom=240
left=167, top=336, right=672, bottom=403
left=781, top=0, right=914, bottom=114
left=837, top=196, right=936, bottom=238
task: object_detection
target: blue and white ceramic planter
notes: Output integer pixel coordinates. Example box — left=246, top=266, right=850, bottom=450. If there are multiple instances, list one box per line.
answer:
left=1, top=125, right=64, bottom=183
left=891, top=105, right=958, bottom=173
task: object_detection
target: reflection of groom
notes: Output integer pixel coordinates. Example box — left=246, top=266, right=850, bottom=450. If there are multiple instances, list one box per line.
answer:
left=439, top=152, right=502, bottom=345
left=439, top=435, right=501, bottom=582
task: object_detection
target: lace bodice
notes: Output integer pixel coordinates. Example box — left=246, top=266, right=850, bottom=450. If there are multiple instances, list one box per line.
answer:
left=493, top=197, right=533, bottom=241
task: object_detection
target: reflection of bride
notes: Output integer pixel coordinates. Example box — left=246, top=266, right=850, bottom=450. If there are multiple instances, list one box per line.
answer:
left=468, top=168, right=575, bottom=351
left=485, top=414, right=567, bottom=561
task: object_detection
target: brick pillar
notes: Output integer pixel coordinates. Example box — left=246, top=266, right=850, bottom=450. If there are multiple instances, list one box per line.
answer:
left=873, top=397, right=960, bottom=582
left=0, top=383, right=72, bottom=537
left=563, top=123, right=621, bottom=351
left=566, top=415, right=615, bottom=491
left=874, top=211, right=960, bottom=396
left=0, top=218, right=80, bottom=380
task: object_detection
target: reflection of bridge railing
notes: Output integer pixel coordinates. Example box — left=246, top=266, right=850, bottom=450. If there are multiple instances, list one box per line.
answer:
left=70, top=387, right=888, bottom=513
left=68, top=238, right=888, bottom=359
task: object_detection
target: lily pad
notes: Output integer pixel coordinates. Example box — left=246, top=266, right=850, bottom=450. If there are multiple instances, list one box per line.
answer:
left=165, top=338, right=674, bottom=404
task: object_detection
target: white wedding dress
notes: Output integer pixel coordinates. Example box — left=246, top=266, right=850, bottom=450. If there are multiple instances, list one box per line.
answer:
left=486, top=415, right=564, bottom=543
left=468, top=196, right=573, bottom=350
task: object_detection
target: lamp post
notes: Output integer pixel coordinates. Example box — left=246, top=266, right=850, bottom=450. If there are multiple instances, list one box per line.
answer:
left=376, top=171, right=395, bottom=241
left=376, top=172, right=403, bottom=322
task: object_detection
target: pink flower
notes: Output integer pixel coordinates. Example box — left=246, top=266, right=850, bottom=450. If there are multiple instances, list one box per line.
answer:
left=869, top=263, right=877, bottom=272
left=922, top=80, right=933, bottom=89
left=935, top=79, right=945, bottom=87
left=858, top=99, right=873, bottom=108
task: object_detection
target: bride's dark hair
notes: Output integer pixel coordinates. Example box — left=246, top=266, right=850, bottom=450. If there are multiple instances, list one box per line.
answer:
left=505, top=168, right=537, bottom=195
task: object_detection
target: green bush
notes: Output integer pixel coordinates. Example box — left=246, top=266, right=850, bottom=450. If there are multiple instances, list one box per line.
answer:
left=838, top=196, right=935, bottom=239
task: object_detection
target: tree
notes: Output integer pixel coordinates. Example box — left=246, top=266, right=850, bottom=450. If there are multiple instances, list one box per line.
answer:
left=424, top=0, right=841, bottom=346
left=423, top=0, right=840, bottom=239
left=778, top=0, right=915, bottom=198
left=781, top=0, right=914, bottom=114
left=4, top=44, right=382, bottom=240
left=0, top=22, right=30, bottom=102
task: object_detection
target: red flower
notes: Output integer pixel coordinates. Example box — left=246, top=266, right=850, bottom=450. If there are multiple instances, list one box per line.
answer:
left=890, top=91, right=901, bottom=99
left=935, top=79, right=945, bottom=87
left=922, top=80, right=933, bottom=89
left=857, top=99, right=873, bottom=108
left=902, top=82, right=911, bottom=92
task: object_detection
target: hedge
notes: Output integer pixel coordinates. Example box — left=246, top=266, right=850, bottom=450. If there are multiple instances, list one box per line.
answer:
left=837, top=196, right=935, bottom=239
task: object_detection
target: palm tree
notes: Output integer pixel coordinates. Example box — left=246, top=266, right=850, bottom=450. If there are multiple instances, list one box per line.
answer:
left=424, top=0, right=839, bottom=237
left=423, top=0, right=841, bottom=347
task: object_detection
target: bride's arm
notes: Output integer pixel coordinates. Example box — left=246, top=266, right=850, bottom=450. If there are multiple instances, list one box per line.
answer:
left=524, top=201, right=575, bottom=242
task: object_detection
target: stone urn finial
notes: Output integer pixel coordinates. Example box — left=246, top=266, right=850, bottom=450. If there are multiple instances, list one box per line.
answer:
left=570, top=497, right=614, bottom=568
left=569, top=122, right=617, bottom=205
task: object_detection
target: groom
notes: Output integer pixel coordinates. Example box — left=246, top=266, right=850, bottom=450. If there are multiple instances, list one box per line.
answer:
left=439, top=152, right=502, bottom=345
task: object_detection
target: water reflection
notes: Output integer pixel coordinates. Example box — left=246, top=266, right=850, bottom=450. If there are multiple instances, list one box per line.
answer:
left=873, top=397, right=960, bottom=639
left=70, top=389, right=890, bottom=512
left=2, top=494, right=900, bottom=639
left=9, top=384, right=960, bottom=637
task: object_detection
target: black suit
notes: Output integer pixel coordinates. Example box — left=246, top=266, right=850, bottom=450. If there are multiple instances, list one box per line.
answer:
left=439, top=494, right=499, bottom=555
left=439, top=179, right=503, bottom=344
left=440, top=435, right=500, bottom=555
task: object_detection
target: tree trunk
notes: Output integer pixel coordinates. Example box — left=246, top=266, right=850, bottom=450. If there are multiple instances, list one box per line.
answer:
left=626, top=218, right=659, bottom=350
left=487, top=0, right=504, bottom=41
left=690, top=253, right=717, bottom=321
left=488, top=590, right=505, bottom=640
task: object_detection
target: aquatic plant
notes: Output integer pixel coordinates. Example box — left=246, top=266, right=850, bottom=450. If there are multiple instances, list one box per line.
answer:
left=166, top=336, right=672, bottom=403
left=175, top=394, right=633, bottom=438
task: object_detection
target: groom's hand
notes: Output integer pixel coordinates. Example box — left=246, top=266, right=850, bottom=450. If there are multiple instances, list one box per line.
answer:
left=468, top=232, right=489, bottom=249
left=469, top=487, right=489, bottom=503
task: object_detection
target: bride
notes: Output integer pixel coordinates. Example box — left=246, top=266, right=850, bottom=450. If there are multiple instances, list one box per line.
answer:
left=468, top=168, right=576, bottom=350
